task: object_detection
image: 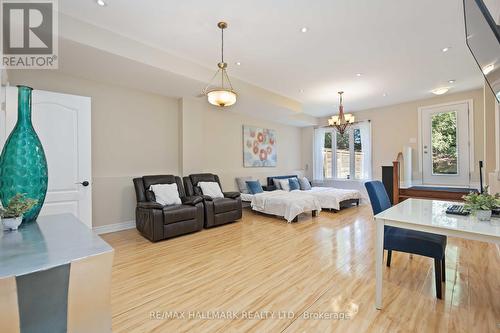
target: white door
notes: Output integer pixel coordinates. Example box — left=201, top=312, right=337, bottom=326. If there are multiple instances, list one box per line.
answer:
left=420, top=101, right=470, bottom=186
left=4, top=88, right=92, bottom=227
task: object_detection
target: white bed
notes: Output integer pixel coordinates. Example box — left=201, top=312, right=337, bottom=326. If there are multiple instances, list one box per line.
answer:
left=250, top=190, right=321, bottom=223
left=241, top=187, right=360, bottom=211
left=303, top=187, right=360, bottom=210
left=240, top=192, right=255, bottom=202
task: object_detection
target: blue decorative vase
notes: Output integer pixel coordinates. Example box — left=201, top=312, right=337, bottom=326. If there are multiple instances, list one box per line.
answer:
left=0, top=85, right=48, bottom=223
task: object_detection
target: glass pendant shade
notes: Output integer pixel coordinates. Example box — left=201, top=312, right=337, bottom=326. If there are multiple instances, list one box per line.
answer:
left=207, top=89, right=237, bottom=107
left=203, top=22, right=237, bottom=107
left=0, top=85, right=48, bottom=224
left=328, top=114, right=355, bottom=126
left=328, top=91, right=355, bottom=134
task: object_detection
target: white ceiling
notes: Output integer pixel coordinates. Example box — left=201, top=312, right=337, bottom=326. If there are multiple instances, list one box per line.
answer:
left=59, top=0, right=484, bottom=117
left=56, top=39, right=316, bottom=127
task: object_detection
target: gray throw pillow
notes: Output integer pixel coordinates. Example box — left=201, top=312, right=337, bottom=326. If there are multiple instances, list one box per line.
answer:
left=236, top=176, right=255, bottom=194
left=299, top=177, right=312, bottom=190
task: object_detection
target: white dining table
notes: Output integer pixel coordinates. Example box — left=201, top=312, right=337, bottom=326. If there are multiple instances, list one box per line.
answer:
left=373, top=198, right=500, bottom=309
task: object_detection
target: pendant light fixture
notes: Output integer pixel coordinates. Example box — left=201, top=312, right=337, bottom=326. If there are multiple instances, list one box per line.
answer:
left=328, top=91, right=355, bottom=135
left=203, top=21, right=237, bottom=107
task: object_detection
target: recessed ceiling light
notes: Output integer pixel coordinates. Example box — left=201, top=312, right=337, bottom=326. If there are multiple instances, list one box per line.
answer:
left=483, top=64, right=494, bottom=75
left=96, top=0, right=106, bottom=6
left=235, top=62, right=241, bottom=66
left=301, top=27, right=308, bottom=33
left=356, top=73, right=362, bottom=77
left=382, top=93, right=387, bottom=97
left=299, top=89, right=304, bottom=93
left=431, top=87, right=450, bottom=95
left=448, top=79, right=455, bottom=84
left=442, top=47, right=450, bottom=52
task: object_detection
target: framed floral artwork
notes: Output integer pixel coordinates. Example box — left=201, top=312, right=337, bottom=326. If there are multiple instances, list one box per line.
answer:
left=243, top=125, right=277, bottom=167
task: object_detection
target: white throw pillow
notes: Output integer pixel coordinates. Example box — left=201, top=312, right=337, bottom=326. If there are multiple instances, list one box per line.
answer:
left=198, top=181, right=224, bottom=198
left=149, top=183, right=182, bottom=205
left=272, top=178, right=282, bottom=190
left=278, top=179, right=291, bottom=192
left=299, top=177, right=312, bottom=190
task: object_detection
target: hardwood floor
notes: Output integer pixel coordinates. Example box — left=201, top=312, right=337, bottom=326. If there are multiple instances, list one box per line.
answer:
left=102, top=205, right=500, bottom=333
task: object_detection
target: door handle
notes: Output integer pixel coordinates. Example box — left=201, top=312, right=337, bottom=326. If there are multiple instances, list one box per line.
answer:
left=76, top=181, right=90, bottom=187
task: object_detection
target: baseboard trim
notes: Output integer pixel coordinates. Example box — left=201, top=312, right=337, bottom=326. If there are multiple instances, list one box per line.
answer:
left=93, top=220, right=135, bottom=235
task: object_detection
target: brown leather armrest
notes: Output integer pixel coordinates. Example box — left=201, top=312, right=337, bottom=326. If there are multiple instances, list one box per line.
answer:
left=182, top=196, right=203, bottom=205
left=137, top=202, right=163, bottom=209
left=223, top=192, right=240, bottom=199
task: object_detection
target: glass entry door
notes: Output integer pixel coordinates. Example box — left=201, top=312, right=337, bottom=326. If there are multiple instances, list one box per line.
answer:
left=421, top=102, right=470, bottom=186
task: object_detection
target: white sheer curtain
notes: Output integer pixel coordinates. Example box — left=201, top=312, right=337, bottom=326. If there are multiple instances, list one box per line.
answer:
left=313, top=127, right=326, bottom=181
left=358, top=121, right=372, bottom=180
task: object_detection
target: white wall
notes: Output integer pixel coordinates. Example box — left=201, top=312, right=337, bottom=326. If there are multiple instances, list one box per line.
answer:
left=484, top=84, right=497, bottom=177
left=180, top=97, right=303, bottom=191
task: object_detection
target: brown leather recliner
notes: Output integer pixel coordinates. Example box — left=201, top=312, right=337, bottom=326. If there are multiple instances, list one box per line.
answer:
left=133, top=175, right=204, bottom=242
left=183, top=173, right=242, bottom=228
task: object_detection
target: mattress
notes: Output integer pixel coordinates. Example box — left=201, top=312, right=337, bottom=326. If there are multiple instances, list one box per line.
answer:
left=251, top=190, right=321, bottom=222
left=301, top=187, right=360, bottom=210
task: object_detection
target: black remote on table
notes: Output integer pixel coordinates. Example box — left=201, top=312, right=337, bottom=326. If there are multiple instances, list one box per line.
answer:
left=446, top=205, right=470, bottom=216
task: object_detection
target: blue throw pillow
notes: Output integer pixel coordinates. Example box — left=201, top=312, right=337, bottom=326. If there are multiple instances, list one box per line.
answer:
left=288, top=178, right=300, bottom=191
left=246, top=180, right=263, bottom=194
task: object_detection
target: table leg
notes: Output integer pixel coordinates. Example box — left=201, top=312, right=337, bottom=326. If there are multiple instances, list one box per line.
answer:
left=375, top=218, right=384, bottom=310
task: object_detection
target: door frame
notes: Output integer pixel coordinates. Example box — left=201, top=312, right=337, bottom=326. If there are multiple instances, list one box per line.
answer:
left=495, top=97, right=500, bottom=181
left=417, top=99, right=474, bottom=185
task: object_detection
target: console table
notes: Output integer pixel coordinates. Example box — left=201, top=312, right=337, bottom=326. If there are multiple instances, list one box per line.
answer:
left=0, top=214, right=114, bottom=333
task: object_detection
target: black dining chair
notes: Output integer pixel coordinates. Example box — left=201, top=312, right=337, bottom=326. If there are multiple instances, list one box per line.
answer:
left=365, top=181, right=447, bottom=299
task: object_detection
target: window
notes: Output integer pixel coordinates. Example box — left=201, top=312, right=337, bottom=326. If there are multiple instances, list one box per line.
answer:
left=354, top=128, right=363, bottom=179
left=336, top=131, right=350, bottom=178
left=320, top=124, right=371, bottom=180
left=431, top=111, right=458, bottom=175
left=323, top=132, right=333, bottom=178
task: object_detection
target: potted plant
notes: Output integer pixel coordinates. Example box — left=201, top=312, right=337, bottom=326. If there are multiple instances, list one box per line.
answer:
left=1, top=194, right=38, bottom=231
left=463, top=189, right=500, bottom=221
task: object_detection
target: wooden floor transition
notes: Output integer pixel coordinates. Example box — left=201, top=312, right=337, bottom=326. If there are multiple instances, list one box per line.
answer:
left=102, top=205, right=499, bottom=333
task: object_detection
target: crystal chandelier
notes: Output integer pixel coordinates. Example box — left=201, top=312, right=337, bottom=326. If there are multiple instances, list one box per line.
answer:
left=328, top=91, right=355, bottom=135
left=203, top=22, right=237, bottom=107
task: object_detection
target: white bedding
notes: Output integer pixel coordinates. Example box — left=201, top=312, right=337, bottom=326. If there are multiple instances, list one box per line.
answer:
left=240, top=193, right=254, bottom=202
left=302, top=187, right=360, bottom=210
left=251, top=190, right=321, bottom=222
